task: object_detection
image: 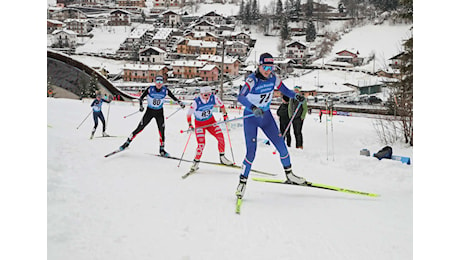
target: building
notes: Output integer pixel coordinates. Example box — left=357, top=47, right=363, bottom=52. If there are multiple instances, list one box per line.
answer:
left=63, top=18, right=90, bottom=35
left=225, top=41, right=248, bottom=57
left=139, top=46, right=166, bottom=64
left=176, top=39, right=218, bottom=55
left=285, top=41, right=311, bottom=61
left=123, top=64, right=168, bottom=83
left=198, top=65, right=219, bottom=82
left=108, top=10, right=132, bottom=26
left=117, top=0, right=146, bottom=7
left=47, top=19, right=65, bottom=34
left=196, top=55, right=240, bottom=76
left=51, top=29, right=78, bottom=48
left=162, top=10, right=181, bottom=27
left=151, top=28, right=173, bottom=51
left=171, top=60, right=207, bottom=79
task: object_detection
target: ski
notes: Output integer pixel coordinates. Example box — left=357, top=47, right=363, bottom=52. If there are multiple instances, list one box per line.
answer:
left=252, top=177, right=380, bottom=197
left=104, top=147, right=127, bottom=158
left=150, top=154, right=276, bottom=176
left=95, top=135, right=123, bottom=138
left=235, top=196, right=242, bottom=214
left=181, top=169, right=198, bottom=179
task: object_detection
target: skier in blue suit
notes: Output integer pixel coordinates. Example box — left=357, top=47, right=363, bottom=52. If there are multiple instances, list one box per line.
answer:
left=235, top=53, right=308, bottom=198
left=90, top=93, right=111, bottom=139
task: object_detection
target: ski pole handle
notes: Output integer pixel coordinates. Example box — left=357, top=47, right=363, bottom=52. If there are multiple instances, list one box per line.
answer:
left=180, top=114, right=255, bottom=134
left=123, top=111, right=140, bottom=119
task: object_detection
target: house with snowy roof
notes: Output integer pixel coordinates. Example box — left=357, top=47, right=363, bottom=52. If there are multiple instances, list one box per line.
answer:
left=176, top=39, right=218, bottom=55
left=139, top=46, right=166, bottom=64
left=47, top=19, right=65, bottom=34
left=51, top=29, right=78, bottom=48
left=199, top=11, right=225, bottom=25
left=171, top=60, right=208, bottom=79
left=191, top=20, right=219, bottom=34
left=327, top=49, right=364, bottom=67
left=108, top=10, right=132, bottom=26
left=122, top=64, right=168, bottom=83
left=162, top=10, right=181, bottom=28
left=196, top=55, right=240, bottom=76
left=63, top=18, right=90, bottom=35
left=285, top=41, right=313, bottom=62
left=198, top=64, right=219, bottom=82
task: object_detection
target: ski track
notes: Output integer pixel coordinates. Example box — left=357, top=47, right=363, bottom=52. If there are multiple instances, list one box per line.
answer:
left=48, top=98, right=412, bottom=260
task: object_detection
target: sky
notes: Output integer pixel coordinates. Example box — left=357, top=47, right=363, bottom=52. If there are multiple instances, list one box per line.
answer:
left=1, top=1, right=459, bottom=260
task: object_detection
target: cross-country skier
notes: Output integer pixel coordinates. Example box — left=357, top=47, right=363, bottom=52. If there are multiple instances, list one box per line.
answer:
left=187, top=86, right=233, bottom=172
left=119, top=75, right=185, bottom=156
left=288, top=86, right=308, bottom=149
left=90, top=93, right=111, bottom=139
left=235, top=53, right=308, bottom=198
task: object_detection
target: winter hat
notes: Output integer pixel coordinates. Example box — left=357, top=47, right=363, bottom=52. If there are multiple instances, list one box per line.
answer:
left=155, top=75, right=164, bottom=81
left=259, top=53, right=274, bottom=65
left=294, top=85, right=302, bottom=90
left=200, top=86, right=212, bottom=94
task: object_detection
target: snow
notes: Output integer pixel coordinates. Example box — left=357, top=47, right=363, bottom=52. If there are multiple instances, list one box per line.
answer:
left=47, top=98, right=413, bottom=259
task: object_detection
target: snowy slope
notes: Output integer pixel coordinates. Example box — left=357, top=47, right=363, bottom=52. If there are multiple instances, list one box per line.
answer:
left=48, top=98, right=412, bottom=260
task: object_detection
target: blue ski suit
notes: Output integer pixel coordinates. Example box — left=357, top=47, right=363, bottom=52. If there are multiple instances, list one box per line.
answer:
left=238, top=70, right=297, bottom=178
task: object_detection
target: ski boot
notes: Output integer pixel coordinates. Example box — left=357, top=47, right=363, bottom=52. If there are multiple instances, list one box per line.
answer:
left=284, top=167, right=307, bottom=185
left=190, top=159, right=200, bottom=172
left=219, top=153, right=233, bottom=165
left=235, top=175, right=247, bottom=198
left=119, top=138, right=131, bottom=150
left=159, top=146, right=169, bottom=157
left=90, top=129, right=96, bottom=139
left=102, top=131, right=110, bottom=137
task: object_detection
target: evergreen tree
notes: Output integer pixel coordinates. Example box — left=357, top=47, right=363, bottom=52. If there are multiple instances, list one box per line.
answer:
left=305, top=0, right=314, bottom=17
left=251, top=0, right=260, bottom=21
left=239, top=0, right=245, bottom=19
left=276, top=0, right=283, bottom=16
left=244, top=0, right=251, bottom=24
left=280, top=15, right=290, bottom=41
left=305, top=20, right=316, bottom=42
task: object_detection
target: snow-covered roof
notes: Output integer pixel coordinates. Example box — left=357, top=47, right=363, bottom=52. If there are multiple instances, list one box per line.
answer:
left=197, top=54, right=238, bottom=64
left=199, top=64, right=218, bottom=71
left=152, top=28, right=173, bottom=40
left=187, top=40, right=218, bottom=48
left=52, top=29, right=77, bottom=35
left=123, top=64, right=166, bottom=71
left=171, top=60, right=207, bottom=67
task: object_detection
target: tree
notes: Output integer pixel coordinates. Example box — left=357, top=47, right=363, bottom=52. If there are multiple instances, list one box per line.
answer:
left=305, top=19, right=316, bottom=42
left=238, top=0, right=245, bottom=19
left=251, top=0, right=260, bottom=21
left=280, top=15, right=290, bottom=41
left=304, top=0, right=313, bottom=17
left=276, top=0, right=283, bottom=17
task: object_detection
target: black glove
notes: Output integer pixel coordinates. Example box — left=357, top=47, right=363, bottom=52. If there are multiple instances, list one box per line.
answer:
left=251, top=105, right=264, bottom=117
left=295, top=93, right=305, bottom=103
left=180, top=102, right=186, bottom=109
left=188, top=123, right=194, bottom=131
left=139, top=104, right=144, bottom=112
left=223, top=113, right=228, bottom=121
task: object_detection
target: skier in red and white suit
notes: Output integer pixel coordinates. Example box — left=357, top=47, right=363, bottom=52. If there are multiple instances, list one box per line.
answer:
left=186, top=86, right=233, bottom=172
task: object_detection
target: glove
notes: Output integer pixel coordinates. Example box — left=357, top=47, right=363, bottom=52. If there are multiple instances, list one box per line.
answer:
left=251, top=105, right=264, bottom=118
left=295, top=93, right=305, bottom=103
left=139, top=104, right=144, bottom=112
left=188, top=123, right=194, bottom=131
left=223, top=113, right=228, bottom=121
left=180, top=102, right=185, bottom=109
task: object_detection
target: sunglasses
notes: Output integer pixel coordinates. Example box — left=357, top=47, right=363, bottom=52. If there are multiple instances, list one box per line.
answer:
left=202, top=93, right=210, bottom=97
left=262, top=65, right=273, bottom=71
left=156, top=80, right=163, bottom=83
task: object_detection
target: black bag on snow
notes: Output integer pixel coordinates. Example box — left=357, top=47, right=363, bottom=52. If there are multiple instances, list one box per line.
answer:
left=373, top=146, right=393, bottom=160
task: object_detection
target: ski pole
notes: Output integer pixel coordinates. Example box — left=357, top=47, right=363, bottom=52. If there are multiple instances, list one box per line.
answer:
left=177, top=131, right=193, bottom=168
left=224, top=122, right=235, bottom=164
left=273, top=102, right=302, bottom=155
left=166, top=107, right=182, bottom=120
left=330, top=105, right=335, bottom=161
left=76, top=110, right=92, bottom=130
left=180, top=114, right=255, bottom=134
left=123, top=111, right=140, bottom=119
left=106, top=101, right=111, bottom=130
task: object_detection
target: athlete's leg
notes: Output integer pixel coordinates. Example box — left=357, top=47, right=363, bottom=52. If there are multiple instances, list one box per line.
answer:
left=261, top=112, right=291, bottom=168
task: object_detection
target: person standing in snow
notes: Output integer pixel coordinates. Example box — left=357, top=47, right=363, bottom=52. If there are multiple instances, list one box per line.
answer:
left=90, top=93, right=111, bottom=139
left=276, top=94, right=291, bottom=147
left=187, top=86, right=233, bottom=172
left=288, top=86, right=308, bottom=149
left=235, top=53, right=309, bottom=198
left=119, top=75, right=185, bottom=156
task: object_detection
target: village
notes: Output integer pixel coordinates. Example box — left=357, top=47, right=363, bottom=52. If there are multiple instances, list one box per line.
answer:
left=47, top=0, right=412, bottom=113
